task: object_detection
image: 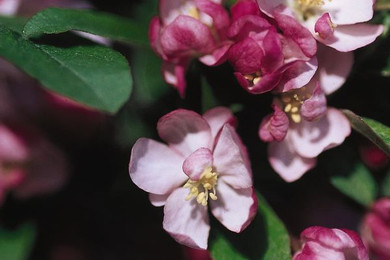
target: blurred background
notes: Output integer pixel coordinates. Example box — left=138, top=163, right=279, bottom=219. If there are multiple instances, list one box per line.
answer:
left=0, top=0, right=389, bottom=259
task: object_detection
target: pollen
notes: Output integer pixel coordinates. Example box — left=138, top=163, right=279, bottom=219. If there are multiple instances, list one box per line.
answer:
left=280, top=87, right=311, bottom=124
left=184, top=166, right=218, bottom=206
left=187, top=6, right=200, bottom=20
left=294, top=0, right=331, bottom=20
left=244, top=71, right=262, bottom=87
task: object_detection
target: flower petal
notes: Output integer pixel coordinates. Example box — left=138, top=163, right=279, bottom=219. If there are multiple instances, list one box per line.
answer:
left=228, top=37, right=264, bottom=74
left=301, top=81, right=327, bottom=121
left=316, top=23, right=383, bottom=52
left=316, top=44, right=353, bottom=95
left=163, top=188, right=210, bottom=249
left=202, top=107, right=236, bottom=142
left=162, top=61, right=188, bottom=98
left=183, top=148, right=213, bottom=180
left=213, top=125, right=252, bottom=189
left=323, top=0, right=375, bottom=25
left=160, top=15, right=216, bottom=58
left=210, top=182, right=257, bottom=232
left=268, top=138, right=316, bottom=182
left=290, top=108, right=351, bottom=158
left=259, top=105, right=289, bottom=142
left=129, top=138, right=187, bottom=195
left=149, top=193, right=170, bottom=207
left=157, top=109, right=212, bottom=157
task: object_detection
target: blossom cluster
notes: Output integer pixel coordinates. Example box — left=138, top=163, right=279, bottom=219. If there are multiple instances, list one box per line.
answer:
left=128, top=0, right=385, bottom=254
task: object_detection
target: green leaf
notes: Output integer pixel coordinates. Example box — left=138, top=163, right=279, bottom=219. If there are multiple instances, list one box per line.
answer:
left=23, top=8, right=149, bottom=47
left=382, top=168, right=390, bottom=197
left=201, top=77, right=219, bottom=113
left=131, top=49, right=171, bottom=105
left=0, top=223, right=36, bottom=260
left=210, top=192, right=291, bottom=260
left=330, top=163, right=378, bottom=207
left=0, top=16, right=28, bottom=34
left=342, top=110, right=390, bottom=156
left=0, top=25, right=132, bottom=114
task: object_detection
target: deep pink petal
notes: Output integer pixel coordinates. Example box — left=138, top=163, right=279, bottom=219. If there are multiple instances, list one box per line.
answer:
left=301, top=82, right=327, bottom=121
left=163, top=188, right=210, bottom=249
left=301, top=227, right=355, bottom=250
left=246, top=71, right=282, bottom=94
left=231, top=0, right=261, bottom=22
left=160, top=15, right=216, bottom=58
left=228, top=37, right=264, bottom=74
left=293, top=240, right=347, bottom=260
left=259, top=105, right=289, bottom=142
left=276, top=57, right=318, bottom=92
left=227, top=15, right=271, bottom=41
left=268, top=138, right=316, bottom=182
left=213, top=125, right=252, bottom=189
left=199, top=42, right=231, bottom=66
left=202, top=106, right=236, bottom=142
left=316, top=44, right=353, bottom=94
left=316, top=23, right=383, bottom=52
left=210, top=182, right=257, bottom=232
left=262, top=28, right=284, bottom=73
left=274, top=11, right=317, bottom=57
left=149, top=16, right=164, bottom=58
left=315, top=13, right=335, bottom=40
left=162, top=61, right=188, bottom=98
left=182, top=148, right=213, bottom=180
left=159, top=0, right=195, bottom=25
left=129, top=138, right=187, bottom=195
left=157, top=109, right=212, bottom=157
left=290, top=108, right=351, bottom=158
left=323, top=0, right=375, bottom=25
left=256, top=0, right=285, bottom=17
left=195, top=0, right=230, bottom=34
left=342, top=229, right=369, bottom=260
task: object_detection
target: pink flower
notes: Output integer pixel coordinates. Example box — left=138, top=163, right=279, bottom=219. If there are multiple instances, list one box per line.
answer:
left=257, top=0, right=383, bottom=52
left=361, top=198, right=390, bottom=259
left=259, top=81, right=350, bottom=182
left=294, top=226, right=369, bottom=260
left=0, top=123, right=68, bottom=205
left=129, top=107, right=257, bottom=249
left=227, top=0, right=318, bottom=94
left=0, top=0, right=21, bottom=15
left=149, top=0, right=231, bottom=97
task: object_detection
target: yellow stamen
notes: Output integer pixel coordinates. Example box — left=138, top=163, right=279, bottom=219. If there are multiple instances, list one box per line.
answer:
left=294, top=0, right=331, bottom=20
left=291, top=113, right=302, bottom=123
left=184, top=166, right=218, bottom=206
left=187, top=6, right=200, bottom=20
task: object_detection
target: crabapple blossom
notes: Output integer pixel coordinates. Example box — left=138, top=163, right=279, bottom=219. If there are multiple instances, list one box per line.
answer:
left=129, top=107, right=257, bottom=249
left=0, top=123, right=68, bottom=205
left=0, top=0, right=20, bottom=15
left=227, top=0, right=318, bottom=94
left=257, top=0, right=384, bottom=52
left=360, top=198, right=390, bottom=259
left=294, top=226, right=369, bottom=260
left=149, top=0, right=231, bottom=97
left=259, top=81, right=350, bottom=181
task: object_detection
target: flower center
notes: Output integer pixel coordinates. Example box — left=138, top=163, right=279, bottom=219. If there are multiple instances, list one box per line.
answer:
left=294, top=0, right=329, bottom=20
left=280, top=87, right=311, bottom=123
left=187, top=6, right=200, bottom=20
left=244, top=71, right=262, bottom=87
left=183, top=166, right=218, bottom=206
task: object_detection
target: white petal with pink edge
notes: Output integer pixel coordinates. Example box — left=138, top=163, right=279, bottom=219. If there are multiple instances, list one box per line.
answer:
left=213, top=125, right=252, bottom=189
left=163, top=188, right=210, bottom=249
left=290, top=108, right=351, bottom=158
left=158, top=109, right=212, bottom=157
left=210, top=181, right=256, bottom=233
left=129, top=138, right=187, bottom=195
left=268, top=138, right=316, bottom=182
